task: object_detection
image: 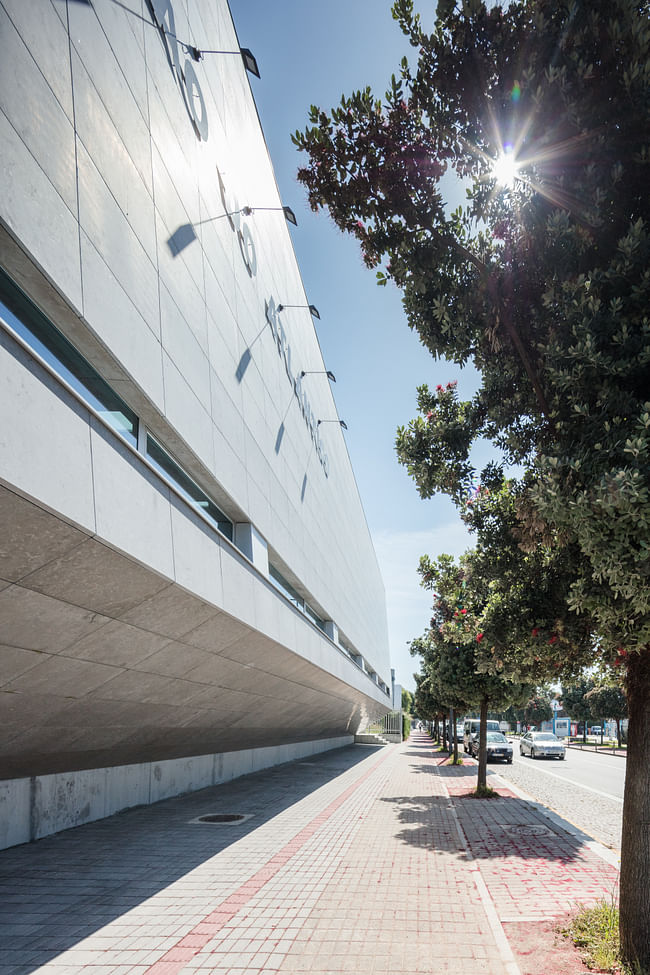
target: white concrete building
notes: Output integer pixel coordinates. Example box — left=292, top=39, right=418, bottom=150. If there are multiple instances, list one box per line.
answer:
left=0, top=0, right=391, bottom=849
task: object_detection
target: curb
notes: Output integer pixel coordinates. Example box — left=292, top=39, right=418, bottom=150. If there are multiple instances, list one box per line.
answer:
left=425, top=739, right=621, bottom=868
left=488, top=768, right=621, bottom=869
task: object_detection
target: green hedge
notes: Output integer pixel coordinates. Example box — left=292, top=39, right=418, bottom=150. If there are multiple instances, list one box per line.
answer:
left=403, top=714, right=411, bottom=740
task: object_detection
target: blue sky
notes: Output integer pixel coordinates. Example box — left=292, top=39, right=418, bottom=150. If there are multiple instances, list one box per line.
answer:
left=230, top=0, right=477, bottom=691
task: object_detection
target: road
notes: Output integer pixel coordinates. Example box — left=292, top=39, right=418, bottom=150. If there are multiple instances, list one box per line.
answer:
left=483, top=741, right=625, bottom=852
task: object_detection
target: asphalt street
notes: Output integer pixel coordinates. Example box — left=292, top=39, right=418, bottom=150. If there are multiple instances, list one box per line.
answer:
left=512, top=743, right=626, bottom=800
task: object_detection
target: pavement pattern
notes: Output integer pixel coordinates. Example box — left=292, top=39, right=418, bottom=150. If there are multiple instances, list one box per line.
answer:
left=490, top=751, right=623, bottom=853
left=0, top=734, right=620, bottom=975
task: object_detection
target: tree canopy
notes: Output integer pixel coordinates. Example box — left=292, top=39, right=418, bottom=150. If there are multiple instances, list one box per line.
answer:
left=293, top=0, right=650, bottom=965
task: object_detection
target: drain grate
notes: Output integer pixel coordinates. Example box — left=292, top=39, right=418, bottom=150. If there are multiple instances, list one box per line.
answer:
left=499, top=823, right=554, bottom=836
left=189, top=813, right=253, bottom=826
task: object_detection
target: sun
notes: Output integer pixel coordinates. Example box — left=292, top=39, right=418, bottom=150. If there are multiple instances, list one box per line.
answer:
left=492, top=147, right=520, bottom=188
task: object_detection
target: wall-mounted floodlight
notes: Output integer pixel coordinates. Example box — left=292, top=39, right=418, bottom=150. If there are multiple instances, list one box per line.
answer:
left=70, top=3, right=261, bottom=78
left=317, top=419, right=348, bottom=430
left=300, top=370, right=336, bottom=382
left=167, top=205, right=296, bottom=257
left=277, top=303, right=320, bottom=319
left=181, top=43, right=261, bottom=78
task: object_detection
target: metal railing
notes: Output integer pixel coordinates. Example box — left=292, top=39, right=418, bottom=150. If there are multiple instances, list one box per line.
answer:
left=363, top=711, right=402, bottom=739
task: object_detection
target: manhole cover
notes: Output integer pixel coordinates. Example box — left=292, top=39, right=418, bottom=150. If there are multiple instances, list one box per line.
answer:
left=189, top=813, right=253, bottom=825
left=499, top=823, right=553, bottom=836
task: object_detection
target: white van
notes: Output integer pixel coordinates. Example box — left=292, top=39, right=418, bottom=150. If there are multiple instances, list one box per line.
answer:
left=463, top=718, right=501, bottom=753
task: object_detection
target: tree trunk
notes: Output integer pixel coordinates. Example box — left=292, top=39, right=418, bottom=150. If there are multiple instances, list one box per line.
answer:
left=477, top=697, right=488, bottom=791
left=619, top=649, right=650, bottom=972
left=451, top=706, right=458, bottom=762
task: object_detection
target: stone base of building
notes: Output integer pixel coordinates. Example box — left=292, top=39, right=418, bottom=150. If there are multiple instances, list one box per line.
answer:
left=0, top=736, right=353, bottom=851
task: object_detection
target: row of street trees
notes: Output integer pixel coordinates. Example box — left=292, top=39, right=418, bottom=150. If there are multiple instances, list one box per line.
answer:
left=292, top=0, right=650, bottom=966
left=562, top=676, right=628, bottom=746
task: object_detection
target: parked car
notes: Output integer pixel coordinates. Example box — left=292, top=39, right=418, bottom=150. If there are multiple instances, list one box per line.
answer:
left=444, top=724, right=465, bottom=744
left=470, top=731, right=513, bottom=763
left=464, top=718, right=501, bottom=753
left=520, top=731, right=566, bottom=760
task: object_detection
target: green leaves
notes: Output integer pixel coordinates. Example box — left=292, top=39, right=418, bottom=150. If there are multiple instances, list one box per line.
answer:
left=294, top=0, right=650, bottom=688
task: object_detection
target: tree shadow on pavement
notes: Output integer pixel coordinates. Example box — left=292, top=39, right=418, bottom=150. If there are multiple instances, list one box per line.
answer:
left=381, top=791, right=597, bottom=865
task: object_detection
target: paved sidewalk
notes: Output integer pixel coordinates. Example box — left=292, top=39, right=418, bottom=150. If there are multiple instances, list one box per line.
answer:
left=0, top=734, right=619, bottom=975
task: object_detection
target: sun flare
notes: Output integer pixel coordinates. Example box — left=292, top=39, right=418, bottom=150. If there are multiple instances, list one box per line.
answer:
left=492, top=149, right=520, bottom=188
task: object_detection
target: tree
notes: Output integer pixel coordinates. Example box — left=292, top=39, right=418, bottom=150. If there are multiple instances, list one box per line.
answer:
left=293, top=2, right=650, bottom=963
left=522, top=693, right=553, bottom=729
left=561, top=675, right=596, bottom=742
left=413, top=670, right=446, bottom=738
left=504, top=690, right=553, bottom=730
left=401, top=688, right=415, bottom=713
left=586, top=679, right=628, bottom=748
left=411, top=550, right=533, bottom=790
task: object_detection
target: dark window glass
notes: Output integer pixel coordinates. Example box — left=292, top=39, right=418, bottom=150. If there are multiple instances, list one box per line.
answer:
left=146, top=435, right=233, bottom=540
left=268, top=562, right=326, bottom=631
left=0, top=266, right=138, bottom=446
left=268, top=562, right=304, bottom=610
left=303, top=601, right=325, bottom=632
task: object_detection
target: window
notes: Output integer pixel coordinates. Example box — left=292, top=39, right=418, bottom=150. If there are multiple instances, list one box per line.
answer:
left=303, top=601, right=326, bottom=633
left=268, top=562, right=326, bottom=631
left=146, top=435, right=233, bottom=540
left=268, top=561, right=304, bottom=611
left=0, top=267, right=138, bottom=446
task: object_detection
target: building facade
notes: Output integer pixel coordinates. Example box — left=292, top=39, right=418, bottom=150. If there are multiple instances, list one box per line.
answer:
left=0, top=0, right=391, bottom=849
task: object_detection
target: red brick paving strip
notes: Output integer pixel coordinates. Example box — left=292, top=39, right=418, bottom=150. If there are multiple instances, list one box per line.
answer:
left=143, top=747, right=394, bottom=975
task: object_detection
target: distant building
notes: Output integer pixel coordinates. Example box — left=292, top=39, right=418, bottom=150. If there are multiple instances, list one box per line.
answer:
left=0, top=0, right=390, bottom=848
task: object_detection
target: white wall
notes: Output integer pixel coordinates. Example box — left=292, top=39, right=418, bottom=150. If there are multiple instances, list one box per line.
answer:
left=0, top=0, right=389, bottom=682
left=0, top=736, right=353, bottom=851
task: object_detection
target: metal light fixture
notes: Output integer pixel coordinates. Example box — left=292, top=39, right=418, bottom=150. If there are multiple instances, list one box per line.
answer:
left=300, top=370, right=336, bottom=382
left=168, top=205, right=297, bottom=257
left=277, top=303, right=320, bottom=320
left=76, top=2, right=261, bottom=78
left=317, top=419, right=348, bottom=430
left=181, top=44, right=261, bottom=78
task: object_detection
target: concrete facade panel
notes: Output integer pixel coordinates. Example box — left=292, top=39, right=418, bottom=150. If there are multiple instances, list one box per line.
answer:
left=2, top=0, right=75, bottom=122
left=0, top=776, right=30, bottom=849
left=4, top=653, right=120, bottom=698
left=0, top=487, right=89, bottom=583
left=182, top=610, right=253, bottom=654
left=67, top=0, right=153, bottom=191
left=0, top=646, right=44, bottom=687
left=160, top=283, right=211, bottom=412
left=0, top=5, right=77, bottom=212
left=77, top=143, right=159, bottom=336
left=89, top=421, right=176, bottom=580
left=0, top=111, right=82, bottom=314
left=161, top=352, right=216, bottom=472
left=79, top=230, right=165, bottom=406
left=0, top=584, right=108, bottom=654
left=19, top=538, right=169, bottom=620
left=130, top=641, right=215, bottom=680
left=64, top=618, right=173, bottom=669
left=71, top=50, right=157, bottom=264
left=168, top=500, right=224, bottom=608
left=32, top=767, right=107, bottom=840
left=118, top=585, right=220, bottom=640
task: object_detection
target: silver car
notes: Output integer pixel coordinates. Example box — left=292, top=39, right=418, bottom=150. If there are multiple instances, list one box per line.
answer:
left=520, top=731, right=566, bottom=760
left=471, top=731, right=513, bottom=763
